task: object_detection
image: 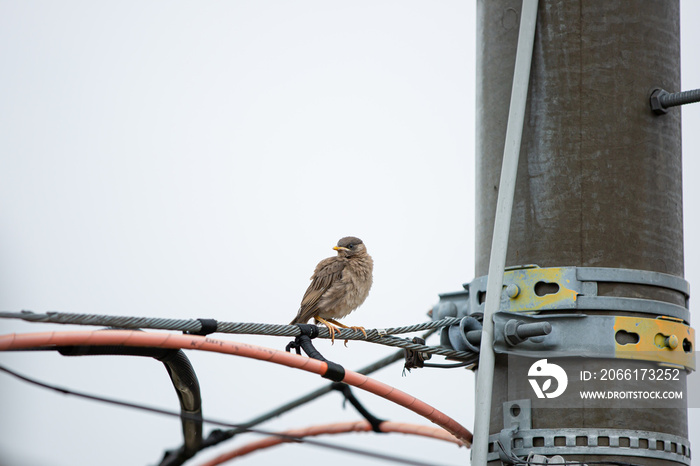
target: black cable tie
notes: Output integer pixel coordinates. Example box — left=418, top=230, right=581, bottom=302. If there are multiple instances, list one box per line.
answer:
left=286, top=324, right=319, bottom=354
left=286, top=324, right=345, bottom=382
left=295, top=323, right=320, bottom=339
left=185, top=318, right=218, bottom=336
left=331, top=382, right=385, bottom=433
left=322, top=360, right=345, bottom=383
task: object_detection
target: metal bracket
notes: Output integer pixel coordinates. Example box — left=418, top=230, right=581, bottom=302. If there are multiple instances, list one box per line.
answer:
left=497, top=399, right=532, bottom=462
left=489, top=426, right=692, bottom=465
left=493, top=401, right=691, bottom=464
left=434, top=266, right=694, bottom=369
left=438, top=266, right=690, bottom=322
left=433, top=266, right=690, bottom=323
left=490, top=312, right=695, bottom=371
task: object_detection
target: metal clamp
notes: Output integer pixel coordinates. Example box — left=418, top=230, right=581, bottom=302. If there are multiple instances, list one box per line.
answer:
left=439, top=316, right=482, bottom=353
left=489, top=427, right=692, bottom=465
left=491, top=312, right=695, bottom=371
left=438, top=312, right=695, bottom=370
left=434, top=266, right=694, bottom=368
left=491, top=400, right=691, bottom=465
left=433, top=265, right=691, bottom=323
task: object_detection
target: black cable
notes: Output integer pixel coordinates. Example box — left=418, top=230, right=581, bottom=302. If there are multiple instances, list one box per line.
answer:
left=57, top=344, right=203, bottom=466
left=422, top=360, right=474, bottom=369
left=0, top=363, right=458, bottom=466
left=331, top=382, right=385, bottom=432
left=199, top=343, right=412, bottom=451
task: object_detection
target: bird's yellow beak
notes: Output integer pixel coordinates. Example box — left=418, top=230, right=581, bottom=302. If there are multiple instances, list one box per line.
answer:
left=333, top=246, right=350, bottom=251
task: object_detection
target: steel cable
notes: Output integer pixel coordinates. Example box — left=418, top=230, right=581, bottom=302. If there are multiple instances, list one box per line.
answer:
left=0, top=311, right=471, bottom=360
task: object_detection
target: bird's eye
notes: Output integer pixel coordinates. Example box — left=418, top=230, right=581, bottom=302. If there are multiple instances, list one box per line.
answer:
left=348, top=244, right=354, bottom=249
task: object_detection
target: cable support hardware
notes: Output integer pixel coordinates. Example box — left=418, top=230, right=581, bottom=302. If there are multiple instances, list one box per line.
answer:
left=443, top=312, right=694, bottom=371
left=0, top=311, right=471, bottom=360
left=433, top=266, right=695, bottom=370
left=403, top=336, right=431, bottom=372
left=286, top=323, right=345, bottom=381
left=190, top=327, right=441, bottom=465
left=0, top=329, right=473, bottom=446
left=497, top=312, right=694, bottom=371
left=0, top=364, right=457, bottom=466
left=331, top=382, right=386, bottom=433
left=492, top=400, right=690, bottom=465
left=433, top=266, right=690, bottom=323
left=285, top=326, right=389, bottom=434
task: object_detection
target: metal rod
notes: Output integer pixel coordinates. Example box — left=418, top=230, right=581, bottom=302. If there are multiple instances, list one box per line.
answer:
left=471, top=1, right=539, bottom=464
left=650, top=87, right=700, bottom=115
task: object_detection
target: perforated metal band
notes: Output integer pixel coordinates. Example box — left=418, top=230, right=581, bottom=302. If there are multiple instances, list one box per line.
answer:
left=491, top=400, right=691, bottom=465
left=488, top=427, right=692, bottom=465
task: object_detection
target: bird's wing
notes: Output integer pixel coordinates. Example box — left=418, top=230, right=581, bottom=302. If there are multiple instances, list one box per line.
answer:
left=290, top=257, right=345, bottom=324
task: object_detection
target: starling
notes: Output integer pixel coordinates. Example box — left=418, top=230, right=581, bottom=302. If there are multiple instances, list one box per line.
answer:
left=290, top=236, right=373, bottom=342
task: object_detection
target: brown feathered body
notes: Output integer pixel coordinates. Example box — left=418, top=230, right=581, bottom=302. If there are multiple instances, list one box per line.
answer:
left=290, top=237, right=373, bottom=325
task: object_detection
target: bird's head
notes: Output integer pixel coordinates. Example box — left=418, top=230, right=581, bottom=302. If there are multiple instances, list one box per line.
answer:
left=333, top=236, right=366, bottom=258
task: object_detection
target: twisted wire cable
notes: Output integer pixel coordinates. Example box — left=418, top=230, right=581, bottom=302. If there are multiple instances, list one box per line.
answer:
left=0, top=311, right=472, bottom=360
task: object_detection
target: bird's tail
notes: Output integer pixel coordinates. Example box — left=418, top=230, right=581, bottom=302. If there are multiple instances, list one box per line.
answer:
left=289, top=314, right=309, bottom=325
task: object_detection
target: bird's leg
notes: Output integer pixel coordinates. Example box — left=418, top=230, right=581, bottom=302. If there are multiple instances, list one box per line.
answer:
left=315, top=316, right=341, bottom=344
left=326, top=319, right=367, bottom=347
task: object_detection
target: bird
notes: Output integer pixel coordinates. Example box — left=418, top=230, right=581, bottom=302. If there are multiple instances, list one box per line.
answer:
left=290, top=236, right=373, bottom=343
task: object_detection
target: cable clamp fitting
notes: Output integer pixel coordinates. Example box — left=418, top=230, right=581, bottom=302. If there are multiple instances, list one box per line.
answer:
left=184, top=318, right=218, bottom=336
left=403, top=337, right=433, bottom=373
left=286, top=324, right=345, bottom=382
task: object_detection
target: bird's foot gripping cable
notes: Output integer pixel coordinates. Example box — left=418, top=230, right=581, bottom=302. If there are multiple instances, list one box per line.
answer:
left=286, top=324, right=345, bottom=382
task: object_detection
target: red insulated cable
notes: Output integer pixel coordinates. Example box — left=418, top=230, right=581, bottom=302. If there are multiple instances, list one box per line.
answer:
left=0, top=330, right=473, bottom=446
left=199, top=420, right=465, bottom=465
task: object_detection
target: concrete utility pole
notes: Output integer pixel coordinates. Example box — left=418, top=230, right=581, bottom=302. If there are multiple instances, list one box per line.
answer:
left=474, top=1, right=688, bottom=465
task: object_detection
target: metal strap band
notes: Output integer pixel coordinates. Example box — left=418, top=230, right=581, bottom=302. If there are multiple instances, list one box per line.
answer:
left=576, top=267, right=690, bottom=295
left=488, top=427, right=692, bottom=465
left=434, top=266, right=690, bottom=321
left=491, top=312, right=695, bottom=370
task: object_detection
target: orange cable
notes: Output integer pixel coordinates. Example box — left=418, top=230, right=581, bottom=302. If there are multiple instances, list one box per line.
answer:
left=0, top=330, right=472, bottom=446
left=199, top=420, right=464, bottom=465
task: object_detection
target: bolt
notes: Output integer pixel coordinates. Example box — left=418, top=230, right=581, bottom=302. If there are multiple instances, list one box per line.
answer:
left=466, top=329, right=482, bottom=346
left=436, top=301, right=458, bottom=319
left=665, top=334, right=679, bottom=350
left=650, top=89, right=669, bottom=114
left=506, top=284, right=520, bottom=299
left=650, top=87, right=700, bottom=115
left=504, top=319, right=552, bottom=346
left=515, top=321, right=552, bottom=339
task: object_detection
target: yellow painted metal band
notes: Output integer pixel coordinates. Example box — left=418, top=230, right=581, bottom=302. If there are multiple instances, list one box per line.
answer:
left=613, top=316, right=695, bottom=370
left=505, top=266, right=578, bottom=312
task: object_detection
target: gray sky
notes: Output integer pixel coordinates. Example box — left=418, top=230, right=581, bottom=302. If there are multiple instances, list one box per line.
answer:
left=0, top=2, right=698, bottom=466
